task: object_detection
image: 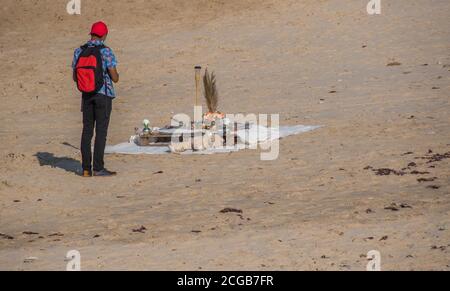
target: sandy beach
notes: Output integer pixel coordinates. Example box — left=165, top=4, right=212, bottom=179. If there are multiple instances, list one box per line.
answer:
left=0, top=0, right=449, bottom=270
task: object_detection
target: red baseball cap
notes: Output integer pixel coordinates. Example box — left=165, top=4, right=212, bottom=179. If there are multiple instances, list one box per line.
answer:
left=90, top=21, right=108, bottom=37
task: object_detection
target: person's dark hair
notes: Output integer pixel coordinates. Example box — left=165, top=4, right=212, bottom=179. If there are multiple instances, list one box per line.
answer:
left=90, top=33, right=102, bottom=38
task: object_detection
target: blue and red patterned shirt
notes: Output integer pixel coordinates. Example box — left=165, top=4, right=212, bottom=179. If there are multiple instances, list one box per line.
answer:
left=72, top=40, right=117, bottom=98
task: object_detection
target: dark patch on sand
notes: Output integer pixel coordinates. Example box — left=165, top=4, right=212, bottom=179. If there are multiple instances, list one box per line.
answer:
left=0, top=233, right=14, bottom=240
left=417, top=177, right=437, bottom=183
left=132, top=226, right=147, bottom=233
left=387, top=61, right=402, bottom=66
left=220, top=208, right=243, bottom=214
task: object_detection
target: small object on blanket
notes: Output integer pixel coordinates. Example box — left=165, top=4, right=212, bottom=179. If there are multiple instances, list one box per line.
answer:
left=142, top=119, right=151, bottom=135
left=169, top=130, right=226, bottom=153
left=132, top=119, right=158, bottom=146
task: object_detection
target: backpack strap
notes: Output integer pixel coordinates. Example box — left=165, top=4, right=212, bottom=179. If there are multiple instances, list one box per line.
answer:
left=80, top=44, right=106, bottom=50
left=96, top=45, right=108, bottom=98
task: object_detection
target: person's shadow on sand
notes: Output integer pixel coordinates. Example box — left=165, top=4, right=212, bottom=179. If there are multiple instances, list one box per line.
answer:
left=35, top=152, right=82, bottom=175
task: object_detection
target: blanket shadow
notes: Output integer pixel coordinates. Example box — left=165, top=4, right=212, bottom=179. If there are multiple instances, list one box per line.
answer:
left=35, top=152, right=82, bottom=175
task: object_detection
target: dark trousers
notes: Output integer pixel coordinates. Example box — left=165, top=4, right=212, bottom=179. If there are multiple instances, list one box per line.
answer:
left=81, top=93, right=112, bottom=172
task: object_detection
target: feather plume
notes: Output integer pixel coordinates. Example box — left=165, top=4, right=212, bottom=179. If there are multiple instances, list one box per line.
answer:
left=203, top=69, right=219, bottom=113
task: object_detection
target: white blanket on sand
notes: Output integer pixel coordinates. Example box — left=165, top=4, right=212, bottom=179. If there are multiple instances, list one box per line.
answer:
left=105, top=124, right=321, bottom=155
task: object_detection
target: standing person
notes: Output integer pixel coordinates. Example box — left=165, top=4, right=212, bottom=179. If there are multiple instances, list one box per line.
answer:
left=72, top=21, right=119, bottom=177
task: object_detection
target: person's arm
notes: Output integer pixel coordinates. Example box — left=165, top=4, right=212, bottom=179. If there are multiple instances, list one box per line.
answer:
left=104, top=47, right=119, bottom=83
left=108, top=67, right=119, bottom=83
left=72, top=49, right=79, bottom=82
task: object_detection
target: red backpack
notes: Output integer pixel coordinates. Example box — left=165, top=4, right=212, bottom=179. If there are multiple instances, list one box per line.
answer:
left=74, top=44, right=105, bottom=94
